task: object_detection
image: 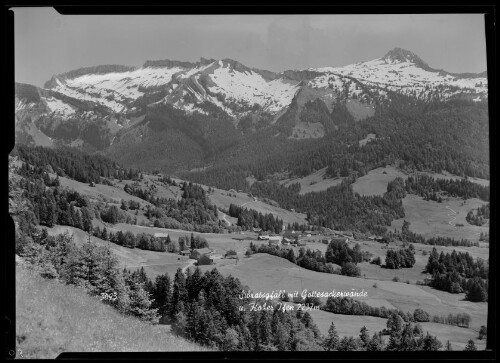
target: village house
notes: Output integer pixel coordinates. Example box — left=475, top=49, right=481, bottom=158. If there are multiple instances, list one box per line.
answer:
left=268, top=236, right=282, bottom=247
left=296, top=239, right=306, bottom=246
left=331, top=237, right=349, bottom=244
left=154, top=233, right=170, bottom=242
left=190, top=248, right=214, bottom=260
left=196, top=255, right=213, bottom=266
left=225, top=250, right=238, bottom=259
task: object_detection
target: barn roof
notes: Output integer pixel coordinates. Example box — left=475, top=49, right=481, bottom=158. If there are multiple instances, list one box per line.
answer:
left=154, top=233, right=170, bottom=238
left=193, top=248, right=213, bottom=255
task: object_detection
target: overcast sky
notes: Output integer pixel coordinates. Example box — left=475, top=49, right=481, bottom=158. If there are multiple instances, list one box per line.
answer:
left=13, top=8, right=488, bottom=87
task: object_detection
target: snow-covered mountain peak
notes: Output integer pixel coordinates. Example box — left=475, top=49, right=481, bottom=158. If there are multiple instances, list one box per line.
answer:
left=382, top=47, right=430, bottom=68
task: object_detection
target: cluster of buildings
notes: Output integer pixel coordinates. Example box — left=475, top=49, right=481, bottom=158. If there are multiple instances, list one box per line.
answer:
left=180, top=247, right=215, bottom=265
left=256, top=229, right=355, bottom=248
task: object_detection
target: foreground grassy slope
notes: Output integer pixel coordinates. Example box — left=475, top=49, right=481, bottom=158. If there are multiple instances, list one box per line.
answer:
left=15, top=260, right=207, bottom=359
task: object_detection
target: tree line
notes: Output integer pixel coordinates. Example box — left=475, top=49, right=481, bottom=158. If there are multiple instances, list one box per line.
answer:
left=402, top=175, right=489, bottom=202
left=425, top=247, right=488, bottom=302
left=13, top=144, right=138, bottom=184
left=249, top=178, right=405, bottom=235
left=322, top=296, right=471, bottom=328
left=227, top=204, right=284, bottom=233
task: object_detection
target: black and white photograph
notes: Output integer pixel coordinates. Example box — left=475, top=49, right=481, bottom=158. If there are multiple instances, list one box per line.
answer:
left=6, top=6, right=494, bottom=359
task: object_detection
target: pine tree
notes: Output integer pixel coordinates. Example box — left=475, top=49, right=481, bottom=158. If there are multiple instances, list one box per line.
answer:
left=419, top=332, right=443, bottom=351
left=367, top=333, right=384, bottom=351
left=259, top=310, right=273, bottom=347
left=171, top=268, right=188, bottom=318
left=190, top=233, right=195, bottom=251
left=359, top=326, right=370, bottom=348
left=126, top=279, right=159, bottom=323
left=387, top=313, right=404, bottom=334
left=323, top=322, right=340, bottom=351
left=338, top=336, right=359, bottom=351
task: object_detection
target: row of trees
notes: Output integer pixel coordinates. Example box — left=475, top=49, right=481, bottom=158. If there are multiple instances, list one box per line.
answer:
left=322, top=296, right=471, bottom=328
left=89, top=226, right=167, bottom=252
left=89, top=226, right=209, bottom=253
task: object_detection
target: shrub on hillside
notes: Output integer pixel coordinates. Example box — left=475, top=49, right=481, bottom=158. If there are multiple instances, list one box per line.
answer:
left=341, top=262, right=361, bottom=277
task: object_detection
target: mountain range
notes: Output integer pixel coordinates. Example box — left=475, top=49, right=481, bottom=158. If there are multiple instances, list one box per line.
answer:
left=14, top=48, right=488, bottom=176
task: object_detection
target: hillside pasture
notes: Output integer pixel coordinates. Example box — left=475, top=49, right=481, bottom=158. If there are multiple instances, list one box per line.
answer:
left=390, top=195, right=489, bottom=241
left=351, top=167, right=489, bottom=198
left=55, top=174, right=151, bottom=206
left=351, top=167, right=407, bottom=196
left=279, top=167, right=343, bottom=195
left=207, top=187, right=308, bottom=226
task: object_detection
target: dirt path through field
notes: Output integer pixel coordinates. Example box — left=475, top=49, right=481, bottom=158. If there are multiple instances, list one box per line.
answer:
left=219, top=210, right=232, bottom=226
left=446, top=206, right=457, bottom=226
left=182, top=259, right=196, bottom=274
